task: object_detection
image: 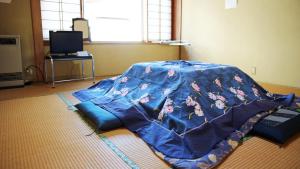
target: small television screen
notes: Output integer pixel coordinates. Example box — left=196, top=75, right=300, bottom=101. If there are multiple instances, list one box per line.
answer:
left=49, top=31, right=83, bottom=54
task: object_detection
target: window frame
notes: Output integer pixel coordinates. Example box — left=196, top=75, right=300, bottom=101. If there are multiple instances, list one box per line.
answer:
left=31, top=0, right=181, bottom=81
left=40, top=0, right=84, bottom=40
left=38, top=0, right=177, bottom=45
left=147, top=0, right=173, bottom=42
left=34, top=0, right=179, bottom=44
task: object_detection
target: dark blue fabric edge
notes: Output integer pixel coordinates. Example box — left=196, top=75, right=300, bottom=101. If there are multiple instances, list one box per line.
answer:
left=98, top=98, right=283, bottom=159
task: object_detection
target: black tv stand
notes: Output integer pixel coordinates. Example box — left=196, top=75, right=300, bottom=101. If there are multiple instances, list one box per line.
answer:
left=44, top=53, right=95, bottom=88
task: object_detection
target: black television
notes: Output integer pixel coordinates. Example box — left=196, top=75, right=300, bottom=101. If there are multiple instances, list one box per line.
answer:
left=49, top=31, right=83, bottom=55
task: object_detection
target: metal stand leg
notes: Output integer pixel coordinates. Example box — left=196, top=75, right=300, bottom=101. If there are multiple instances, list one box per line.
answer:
left=50, top=58, right=55, bottom=88
left=44, top=59, right=48, bottom=83
left=81, top=60, right=84, bottom=79
left=92, top=57, right=95, bottom=83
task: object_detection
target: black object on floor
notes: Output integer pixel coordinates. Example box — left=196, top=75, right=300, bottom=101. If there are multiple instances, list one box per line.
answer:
left=252, top=108, right=300, bottom=144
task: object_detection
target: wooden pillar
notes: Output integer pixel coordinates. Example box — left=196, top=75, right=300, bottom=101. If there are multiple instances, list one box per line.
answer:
left=172, top=0, right=182, bottom=41
left=30, top=0, right=44, bottom=81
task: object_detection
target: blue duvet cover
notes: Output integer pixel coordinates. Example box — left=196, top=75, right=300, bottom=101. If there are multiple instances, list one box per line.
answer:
left=74, top=61, right=295, bottom=169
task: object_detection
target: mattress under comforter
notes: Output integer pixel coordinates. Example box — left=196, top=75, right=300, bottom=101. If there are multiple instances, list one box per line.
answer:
left=74, top=60, right=294, bottom=169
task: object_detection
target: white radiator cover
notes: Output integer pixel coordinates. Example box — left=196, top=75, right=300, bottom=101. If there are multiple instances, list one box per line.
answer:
left=0, top=35, right=24, bottom=87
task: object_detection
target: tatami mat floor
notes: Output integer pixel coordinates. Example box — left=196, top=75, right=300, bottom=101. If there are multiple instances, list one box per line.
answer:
left=0, top=95, right=131, bottom=169
left=0, top=78, right=300, bottom=169
left=0, top=77, right=106, bottom=101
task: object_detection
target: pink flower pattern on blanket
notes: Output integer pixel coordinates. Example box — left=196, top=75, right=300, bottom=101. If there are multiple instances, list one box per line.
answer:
left=168, top=69, right=175, bottom=77
left=158, top=98, right=174, bottom=120
left=215, top=100, right=225, bottom=109
left=186, top=96, right=196, bottom=106
left=186, top=96, right=204, bottom=117
left=208, top=92, right=217, bottom=100
left=110, top=76, right=119, bottom=80
left=194, top=103, right=204, bottom=116
left=145, top=65, right=151, bottom=74
left=215, top=79, right=222, bottom=88
left=140, top=96, right=150, bottom=104
left=236, top=89, right=246, bottom=101
left=208, top=92, right=227, bottom=110
left=234, top=75, right=243, bottom=83
left=163, top=88, right=171, bottom=96
left=237, top=89, right=245, bottom=96
left=217, top=95, right=226, bottom=102
left=140, top=83, right=149, bottom=90
left=191, top=82, right=200, bottom=92
left=165, top=105, right=174, bottom=113
left=112, top=87, right=129, bottom=96
left=252, top=87, right=260, bottom=97
left=120, top=77, right=128, bottom=83
left=230, top=87, right=247, bottom=101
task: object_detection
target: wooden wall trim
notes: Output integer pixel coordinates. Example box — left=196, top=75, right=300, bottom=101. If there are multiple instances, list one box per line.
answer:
left=172, top=0, right=182, bottom=40
left=30, top=0, right=44, bottom=81
left=171, top=0, right=176, bottom=40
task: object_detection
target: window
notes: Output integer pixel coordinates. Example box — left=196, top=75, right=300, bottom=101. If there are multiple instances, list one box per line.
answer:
left=40, top=0, right=81, bottom=39
left=147, top=0, right=172, bottom=41
left=40, top=0, right=174, bottom=42
left=84, top=0, right=142, bottom=42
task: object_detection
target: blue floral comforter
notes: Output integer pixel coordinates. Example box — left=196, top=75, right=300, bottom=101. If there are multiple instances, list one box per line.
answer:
left=73, top=60, right=295, bottom=169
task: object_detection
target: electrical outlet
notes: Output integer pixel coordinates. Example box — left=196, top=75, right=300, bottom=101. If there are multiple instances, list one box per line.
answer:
left=25, top=67, right=33, bottom=75
left=251, top=66, right=256, bottom=75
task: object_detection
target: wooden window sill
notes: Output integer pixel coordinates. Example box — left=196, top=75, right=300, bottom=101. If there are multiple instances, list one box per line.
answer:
left=43, top=40, right=175, bottom=46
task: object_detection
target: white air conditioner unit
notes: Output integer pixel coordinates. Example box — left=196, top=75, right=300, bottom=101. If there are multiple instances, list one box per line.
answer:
left=0, top=35, right=24, bottom=88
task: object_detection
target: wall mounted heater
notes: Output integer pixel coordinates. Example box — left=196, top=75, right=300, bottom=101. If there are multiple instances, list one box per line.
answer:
left=0, top=35, right=24, bottom=88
